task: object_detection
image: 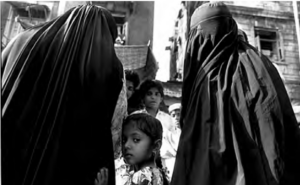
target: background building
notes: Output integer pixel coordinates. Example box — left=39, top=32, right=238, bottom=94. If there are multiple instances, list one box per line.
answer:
left=225, top=1, right=300, bottom=102
left=1, top=1, right=300, bottom=117
left=1, top=1, right=58, bottom=49
left=168, top=1, right=300, bottom=121
left=225, top=1, right=300, bottom=123
left=60, top=1, right=154, bottom=46
left=1, top=1, right=159, bottom=82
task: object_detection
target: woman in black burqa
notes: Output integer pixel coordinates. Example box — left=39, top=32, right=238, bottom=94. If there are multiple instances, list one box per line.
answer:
left=171, top=2, right=300, bottom=185
left=2, top=5, right=123, bottom=185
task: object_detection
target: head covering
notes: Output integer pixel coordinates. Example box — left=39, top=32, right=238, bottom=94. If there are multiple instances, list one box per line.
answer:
left=168, top=103, right=181, bottom=113
left=172, top=2, right=300, bottom=185
left=2, top=5, right=123, bottom=185
left=190, top=2, right=232, bottom=29
left=238, top=29, right=249, bottom=43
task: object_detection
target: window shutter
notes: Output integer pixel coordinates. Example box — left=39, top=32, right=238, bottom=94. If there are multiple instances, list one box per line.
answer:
left=255, top=35, right=261, bottom=52
left=278, top=31, right=285, bottom=61
left=250, top=26, right=256, bottom=46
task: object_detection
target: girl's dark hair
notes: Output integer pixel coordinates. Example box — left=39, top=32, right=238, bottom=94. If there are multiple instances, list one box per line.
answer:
left=139, top=79, right=164, bottom=99
left=123, top=113, right=162, bottom=143
left=155, top=151, right=170, bottom=184
left=125, top=70, right=140, bottom=89
left=123, top=113, right=169, bottom=184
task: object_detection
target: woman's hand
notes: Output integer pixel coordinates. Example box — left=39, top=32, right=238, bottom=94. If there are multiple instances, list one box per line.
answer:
left=94, top=168, right=108, bottom=185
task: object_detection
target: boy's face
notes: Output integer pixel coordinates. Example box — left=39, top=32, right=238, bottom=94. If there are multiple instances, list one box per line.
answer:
left=170, top=109, right=181, bottom=129
left=122, top=122, right=153, bottom=166
left=126, top=80, right=134, bottom=99
left=144, top=87, right=162, bottom=111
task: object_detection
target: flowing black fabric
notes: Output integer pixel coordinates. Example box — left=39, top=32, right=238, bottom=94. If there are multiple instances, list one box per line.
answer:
left=2, top=5, right=123, bottom=185
left=171, top=16, right=300, bottom=185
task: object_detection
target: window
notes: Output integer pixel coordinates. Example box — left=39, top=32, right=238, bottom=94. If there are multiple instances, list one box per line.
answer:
left=113, top=14, right=127, bottom=45
left=254, top=27, right=284, bottom=62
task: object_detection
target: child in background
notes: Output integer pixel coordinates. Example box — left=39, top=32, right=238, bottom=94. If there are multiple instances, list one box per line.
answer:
left=125, top=70, right=140, bottom=100
left=168, top=103, right=181, bottom=130
left=95, top=112, right=169, bottom=185
left=139, top=80, right=178, bottom=179
left=125, top=70, right=141, bottom=114
left=138, top=79, right=174, bottom=134
left=163, top=103, right=182, bottom=178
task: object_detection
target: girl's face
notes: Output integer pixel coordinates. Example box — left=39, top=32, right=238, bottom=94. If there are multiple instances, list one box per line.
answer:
left=122, top=121, right=154, bottom=169
left=143, top=87, right=162, bottom=110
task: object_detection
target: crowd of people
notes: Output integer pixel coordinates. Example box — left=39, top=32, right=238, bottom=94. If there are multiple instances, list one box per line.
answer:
left=2, top=2, right=300, bottom=185
left=111, top=72, right=182, bottom=184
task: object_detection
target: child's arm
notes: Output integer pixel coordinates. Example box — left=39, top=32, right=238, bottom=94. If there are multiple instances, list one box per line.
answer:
left=94, top=168, right=108, bottom=185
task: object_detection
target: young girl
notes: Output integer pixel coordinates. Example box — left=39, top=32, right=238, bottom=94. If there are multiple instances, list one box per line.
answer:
left=95, top=112, right=169, bottom=185
left=138, top=80, right=178, bottom=179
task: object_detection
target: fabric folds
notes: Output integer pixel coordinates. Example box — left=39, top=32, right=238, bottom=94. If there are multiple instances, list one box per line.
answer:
left=171, top=3, right=300, bottom=185
left=2, top=5, right=123, bottom=185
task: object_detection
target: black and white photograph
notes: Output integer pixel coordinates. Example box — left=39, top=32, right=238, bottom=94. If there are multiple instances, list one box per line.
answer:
left=1, top=1, right=300, bottom=185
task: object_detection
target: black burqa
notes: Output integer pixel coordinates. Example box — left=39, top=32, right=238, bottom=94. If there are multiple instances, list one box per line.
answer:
left=171, top=2, right=300, bottom=185
left=2, top=5, right=123, bottom=185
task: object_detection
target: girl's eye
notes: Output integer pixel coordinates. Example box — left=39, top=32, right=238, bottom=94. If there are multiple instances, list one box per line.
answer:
left=133, top=138, right=140, bottom=143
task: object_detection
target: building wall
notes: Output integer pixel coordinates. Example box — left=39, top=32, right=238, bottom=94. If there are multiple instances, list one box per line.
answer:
left=1, top=1, right=58, bottom=49
left=164, top=97, right=181, bottom=107
left=61, top=1, right=154, bottom=46
left=64, top=1, right=86, bottom=13
left=1, top=2, right=11, bottom=40
left=225, top=1, right=300, bottom=102
left=37, top=1, right=59, bottom=20
left=153, top=0, right=181, bottom=82
left=225, top=1, right=293, bottom=12
left=1, top=4, right=24, bottom=47
left=126, top=1, right=154, bottom=45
